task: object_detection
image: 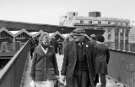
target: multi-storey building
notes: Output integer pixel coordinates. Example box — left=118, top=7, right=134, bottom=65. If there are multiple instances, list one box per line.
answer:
left=59, top=11, right=131, bottom=50
left=129, top=26, right=135, bottom=52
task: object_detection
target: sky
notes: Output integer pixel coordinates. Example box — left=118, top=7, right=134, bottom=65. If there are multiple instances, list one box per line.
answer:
left=0, top=0, right=134, bottom=25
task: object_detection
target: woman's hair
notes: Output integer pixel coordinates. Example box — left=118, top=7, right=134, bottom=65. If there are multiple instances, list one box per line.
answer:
left=39, top=32, right=50, bottom=43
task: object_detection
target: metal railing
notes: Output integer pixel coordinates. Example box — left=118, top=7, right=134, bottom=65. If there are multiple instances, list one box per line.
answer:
left=0, top=41, right=30, bottom=87
left=0, top=40, right=135, bottom=87
left=109, top=49, right=135, bottom=87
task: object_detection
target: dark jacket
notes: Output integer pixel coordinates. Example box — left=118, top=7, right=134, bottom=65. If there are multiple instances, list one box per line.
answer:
left=61, top=37, right=96, bottom=87
left=31, top=44, right=59, bottom=81
left=28, top=37, right=39, bottom=58
left=94, top=43, right=110, bottom=74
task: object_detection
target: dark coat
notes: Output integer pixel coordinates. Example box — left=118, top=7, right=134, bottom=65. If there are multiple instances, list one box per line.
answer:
left=94, top=43, right=110, bottom=74
left=61, top=38, right=96, bottom=87
left=31, top=44, right=59, bottom=81
left=28, top=37, right=39, bottom=58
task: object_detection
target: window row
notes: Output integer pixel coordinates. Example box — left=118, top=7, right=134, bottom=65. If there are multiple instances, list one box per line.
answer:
left=79, top=20, right=129, bottom=26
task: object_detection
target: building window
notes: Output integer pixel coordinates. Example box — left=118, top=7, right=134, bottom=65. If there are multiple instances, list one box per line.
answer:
left=98, top=21, right=101, bottom=24
left=73, top=12, right=76, bottom=16
left=93, top=20, right=99, bottom=24
left=108, top=21, right=111, bottom=24
left=108, top=33, right=111, bottom=40
left=126, top=23, right=129, bottom=26
left=108, top=29, right=112, bottom=40
left=89, top=21, right=92, bottom=24
left=80, top=20, right=84, bottom=24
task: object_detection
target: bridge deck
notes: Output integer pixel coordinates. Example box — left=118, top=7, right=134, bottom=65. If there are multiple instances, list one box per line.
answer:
left=21, top=54, right=124, bottom=87
left=21, top=54, right=64, bottom=87
left=21, top=56, right=33, bottom=87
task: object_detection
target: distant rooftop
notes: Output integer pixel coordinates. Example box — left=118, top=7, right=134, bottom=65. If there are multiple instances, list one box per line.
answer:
left=0, top=20, right=75, bottom=33
left=66, top=11, right=130, bottom=23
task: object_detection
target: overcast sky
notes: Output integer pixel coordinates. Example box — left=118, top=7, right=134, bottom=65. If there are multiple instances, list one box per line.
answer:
left=0, top=0, right=134, bottom=25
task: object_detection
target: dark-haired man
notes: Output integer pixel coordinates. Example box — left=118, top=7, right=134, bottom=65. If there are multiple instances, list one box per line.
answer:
left=94, top=35, right=110, bottom=87
left=61, top=28, right=96, bottom=87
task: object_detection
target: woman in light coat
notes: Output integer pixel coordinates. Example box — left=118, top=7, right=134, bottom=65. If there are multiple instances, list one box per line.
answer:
left=31, top=32, right=59, bottom=87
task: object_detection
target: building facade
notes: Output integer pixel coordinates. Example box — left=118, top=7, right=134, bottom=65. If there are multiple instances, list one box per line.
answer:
left=128, top=26, right=135, bottom=52
left=59, top=11, right=131, bottom=51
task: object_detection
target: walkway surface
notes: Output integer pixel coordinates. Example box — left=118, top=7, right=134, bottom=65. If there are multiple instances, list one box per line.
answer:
left=22, top=54, right=64, bottom=87
left=21, top=56, right=33, bottom=87
left=21, top=54, right=125, bottom=87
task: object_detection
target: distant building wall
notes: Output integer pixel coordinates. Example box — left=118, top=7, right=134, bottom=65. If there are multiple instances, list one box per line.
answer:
left=128, top=26, right=135, bottom=52
left=60, top=11, right=131, bottom=51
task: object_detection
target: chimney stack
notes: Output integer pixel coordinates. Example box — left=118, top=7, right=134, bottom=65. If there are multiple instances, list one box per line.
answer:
left=88, top=11, right=101, bottom=17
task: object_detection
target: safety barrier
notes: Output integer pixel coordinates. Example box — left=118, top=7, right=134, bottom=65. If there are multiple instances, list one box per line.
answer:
left=109, top=49, right=135, bottom=87
left=0, top=41, right=30, bottom=87
left=0, top=39, right=135, bottom=87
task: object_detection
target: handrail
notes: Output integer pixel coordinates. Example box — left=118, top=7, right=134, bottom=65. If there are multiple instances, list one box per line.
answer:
left=110, top=48, right=135, bottom=56
left=0, top=41, right=30, bottom=87
left=0, top=42, right=27, bottom=79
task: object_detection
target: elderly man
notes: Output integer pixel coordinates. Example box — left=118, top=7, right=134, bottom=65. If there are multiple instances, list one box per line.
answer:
left=61, top=28, right=96, bottom=87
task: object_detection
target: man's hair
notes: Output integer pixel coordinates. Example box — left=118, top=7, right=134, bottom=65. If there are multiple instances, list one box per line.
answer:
left=72, top=28, right=85, bottom=35
left=96, top=35, right=105, bottom=42
left=90, top=34, right=96, bottom=40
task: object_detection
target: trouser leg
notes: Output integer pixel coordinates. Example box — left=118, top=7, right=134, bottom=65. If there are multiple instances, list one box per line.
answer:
left=82, top=72, right=89, bottom=87
left=94, top=74, right=99, bottom=86
left=74, top=70, right=89, bottom=87
left=100, top=73, right=106, bottom=87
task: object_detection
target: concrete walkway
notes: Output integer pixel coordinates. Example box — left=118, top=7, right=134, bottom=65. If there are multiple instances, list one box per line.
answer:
left=21, top=54, right=125, bottom=87
left=21, top=56, right=33, bottom=87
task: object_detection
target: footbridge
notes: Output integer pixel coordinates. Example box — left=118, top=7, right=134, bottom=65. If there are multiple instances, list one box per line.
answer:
left=0, top=20, right=134, bottom=87
left=0, top=40, right=135, bottom=87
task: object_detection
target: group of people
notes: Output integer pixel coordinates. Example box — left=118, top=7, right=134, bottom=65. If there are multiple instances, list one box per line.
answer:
left=30, top=28, right=110, bottom=87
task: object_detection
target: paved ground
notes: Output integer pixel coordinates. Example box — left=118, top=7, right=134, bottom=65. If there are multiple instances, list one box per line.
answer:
left=21, top=56, right=33, bottom=87
left=22, top=54, right=125, bottom=87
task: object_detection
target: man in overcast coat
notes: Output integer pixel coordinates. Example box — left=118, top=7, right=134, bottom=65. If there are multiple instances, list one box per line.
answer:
left=61, top=28, right=96, bottom=87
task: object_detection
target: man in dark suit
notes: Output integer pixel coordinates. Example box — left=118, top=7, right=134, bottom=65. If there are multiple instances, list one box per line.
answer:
left=94, top=35, right=110, bottom=87
left=31, top=32, right=59, bottom=87
left=29, top=35, right=39, bottom=59
left=61, top=28, right=96, bottom=87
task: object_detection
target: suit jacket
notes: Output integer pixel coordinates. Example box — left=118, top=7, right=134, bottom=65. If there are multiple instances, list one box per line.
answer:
left=61, top=37, right=96, bottom=87
left=31, top=44, right=59, bottom=81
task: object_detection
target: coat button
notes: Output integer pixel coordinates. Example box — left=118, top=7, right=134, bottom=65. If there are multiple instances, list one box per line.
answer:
left=86, top=45, right=88, bottom=47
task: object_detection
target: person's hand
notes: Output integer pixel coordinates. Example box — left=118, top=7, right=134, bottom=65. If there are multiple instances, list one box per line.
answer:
left=59, top=75, right=66, bottom=86
left=59, top=75, right=66, bottom=84
left=30, top=80, right=35, bottom=87
left=61, top=75, right=66, bottom=81
left=55, top=75, right=60, bottom=79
